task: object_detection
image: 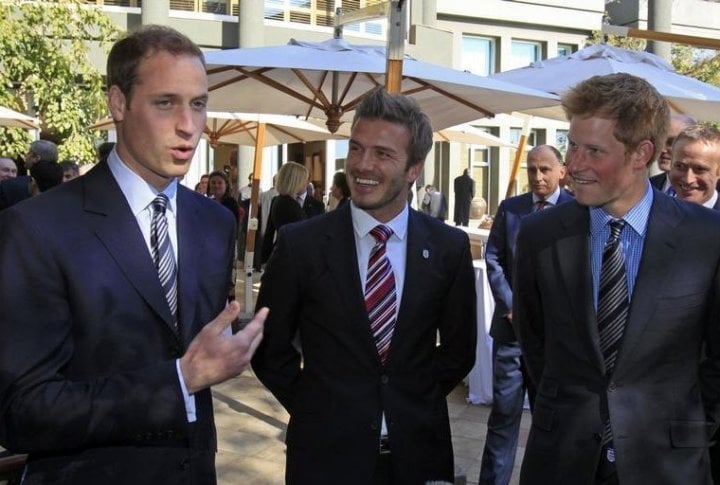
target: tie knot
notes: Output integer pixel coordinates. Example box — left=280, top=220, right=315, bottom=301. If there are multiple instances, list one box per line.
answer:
left=535, top=200, right=548, bottom=211
left=370, top=225, right=392, bottom=244
left=152, top=193, right=169, bottom=214
left=608, top=219, right=625, bottom=242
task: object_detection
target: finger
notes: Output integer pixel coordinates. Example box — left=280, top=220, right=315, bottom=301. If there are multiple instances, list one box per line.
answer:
left=235, top=307, right=267, bottom=340
left=208, top=300, right=241, bottom=334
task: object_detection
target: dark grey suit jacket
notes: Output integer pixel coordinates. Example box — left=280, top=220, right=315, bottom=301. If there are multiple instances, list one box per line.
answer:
left=514, top=191, right=720, bottom=484
left=0, top=162, right=236, bottom=484
left=252, top=203, right=477, bottom=484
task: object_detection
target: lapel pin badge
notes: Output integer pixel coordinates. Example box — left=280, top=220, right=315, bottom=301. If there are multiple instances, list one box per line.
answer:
left=422, top=249, right=430, bottom=259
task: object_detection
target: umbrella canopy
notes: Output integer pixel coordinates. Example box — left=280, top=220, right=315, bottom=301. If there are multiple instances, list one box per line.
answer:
left=0, top=106, right=40, bottom=129
left=89, top=111, right=342, bottom=147
left=434, top=124, right=519, bottom=148
left=204, top=38, right=559, bottom=133
left=492, top=43, right=720, bottom=122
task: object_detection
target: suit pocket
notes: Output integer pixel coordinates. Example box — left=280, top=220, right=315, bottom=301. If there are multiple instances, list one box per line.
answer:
left=669, top=420, right=713, bottom=447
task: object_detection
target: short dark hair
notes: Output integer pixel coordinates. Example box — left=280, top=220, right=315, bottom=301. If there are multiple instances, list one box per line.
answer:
left=97, top=142, right=115, bottom=164
left=59, top=159, right=79, bottom=175
left=30, top=161, right=63, bottom=192
left=106, top=25, right=205, bottom=103
left=352, top=87, right=433, bottom=169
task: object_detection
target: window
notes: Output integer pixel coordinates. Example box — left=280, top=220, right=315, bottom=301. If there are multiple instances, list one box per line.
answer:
left=509, top=40, right=541, bottom=70
left=510, top=128, right=541, bottom=196
left=264, top=0, right=385, bottom=35
left=461, top=35, right=496, bottom=76
left=557, top=43, right=575, bottom=57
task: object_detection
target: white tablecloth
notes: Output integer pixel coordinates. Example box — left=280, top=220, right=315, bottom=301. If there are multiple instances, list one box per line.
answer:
left=467, top=260, right=494, bottom=405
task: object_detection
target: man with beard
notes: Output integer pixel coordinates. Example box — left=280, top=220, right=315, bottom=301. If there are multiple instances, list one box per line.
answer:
left=252, top=87, right=477, bottom=484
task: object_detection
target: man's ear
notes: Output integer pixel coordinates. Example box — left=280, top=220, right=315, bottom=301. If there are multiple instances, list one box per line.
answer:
left=108, top=85, right=127, bottom=123
left=634, top=140, right=655, bottom=168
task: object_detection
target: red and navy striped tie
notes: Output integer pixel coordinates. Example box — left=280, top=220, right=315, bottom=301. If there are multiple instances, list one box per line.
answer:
left=365, top=225, right=396, bottom=365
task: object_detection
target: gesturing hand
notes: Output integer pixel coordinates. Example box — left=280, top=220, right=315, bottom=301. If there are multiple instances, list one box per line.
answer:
left=180, top=302, right=267, bottom=394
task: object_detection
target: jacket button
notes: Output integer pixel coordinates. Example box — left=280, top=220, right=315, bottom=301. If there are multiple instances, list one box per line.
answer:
left=380, top=374, right=389, bottom=385
left=179, top=458, right=190, bottom=470
left=608, top=381, right=616, bottom=392
left=370, top=422, right=378, bottom=431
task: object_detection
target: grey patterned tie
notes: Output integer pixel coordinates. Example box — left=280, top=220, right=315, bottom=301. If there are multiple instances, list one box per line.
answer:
left=151, top=194, right=178, bottom=330
left=597, top=219, right=628, bottom=452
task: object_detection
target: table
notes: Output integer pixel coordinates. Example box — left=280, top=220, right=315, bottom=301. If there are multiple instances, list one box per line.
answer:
left=466, top=260, right=494, bottom=405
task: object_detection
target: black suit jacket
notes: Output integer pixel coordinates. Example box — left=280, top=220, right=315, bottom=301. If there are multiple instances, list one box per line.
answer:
left=648, top=172, right=666, bottom=190
left=485, top=190, right=574, bottom=343
left=302, top=194, right=325, bottom=218
left=0, top=162, right=236, bottom=484
left=514, top=192, right=720, bottom=484
left=0, top=175, right=31, bottom=211
left=252, top=204, right=477, bottom=484
left=261, top=194, right=306, bottom=264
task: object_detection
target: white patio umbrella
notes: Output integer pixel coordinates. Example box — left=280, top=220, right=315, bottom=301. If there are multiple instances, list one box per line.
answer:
left=434, top=124, right=519, bottom=148
left=0, top=106, right=41, bottom=130
left=204, top=38, right=559, bottom=134
left=492, top=43, right=720, bottom=122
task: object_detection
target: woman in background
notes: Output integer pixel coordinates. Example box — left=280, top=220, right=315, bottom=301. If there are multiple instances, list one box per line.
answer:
left=328, top=171, right=350, bottom=210
left=261, top=161, right=308, bottom=265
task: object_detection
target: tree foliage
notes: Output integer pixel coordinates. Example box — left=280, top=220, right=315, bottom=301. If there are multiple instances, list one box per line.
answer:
left=0, top=0, right=120, bottom=163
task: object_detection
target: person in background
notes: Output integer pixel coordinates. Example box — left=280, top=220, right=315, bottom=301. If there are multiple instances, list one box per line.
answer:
left=59, top=159, right=80, bottom=182
left=0, top=158, right=17, bottom=181
left=299, top=181, right=325, bottom=218
left=208, top=169, right=240, bottom=224
left=668, top=123, right=720, bottom=210
left=260, top=161, right=308, bottom=265
left=329, top=170, right=351, bottom=210
left=648, top=114, right=694, bottom=194
left=453, top=168, right=475, bottom=227
left=479, top=144, right=573, bottom=485
left=252, top=87, right=476, bottom=484
left=195, top=173, right=209, bottom=195
left=0, top=25, right=266, bottom=483
left=29, top=160, right=63, bottom=195
left=0, top=139, right=58, bottom=211
left=239, top=171, right=253, bottom=201
left=514, top=73, right=720, bottom=484
left=96, top=141, right=116, bottom=165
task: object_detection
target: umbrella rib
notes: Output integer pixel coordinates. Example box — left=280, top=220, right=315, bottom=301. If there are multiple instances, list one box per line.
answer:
left=405, top=77, right=495, bottom=118
left=234, top=67, right=327, bottom=112
left=294, top=69, right=332, bottom=108
left=207, top=66, right=273, bottom=91
left=272, top=125, right=305, bottom=144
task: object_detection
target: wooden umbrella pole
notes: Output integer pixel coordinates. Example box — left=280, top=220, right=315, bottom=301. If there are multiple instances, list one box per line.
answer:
left=243, top=122, right=266, bottom=316
left=384, top=0, right=406, bottom=94
left=504, top=115, right=532, bottom=200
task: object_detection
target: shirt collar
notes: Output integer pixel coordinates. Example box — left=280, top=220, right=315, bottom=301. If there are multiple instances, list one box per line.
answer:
left=533, top=186, right=561, bottom=205
left=590, top=181, right=653, bottom=238
left=107, top=149, right=178, bottom=216
left=703, top=191, right=719, bottom=209
left=350, top=201, right=408, bottom=242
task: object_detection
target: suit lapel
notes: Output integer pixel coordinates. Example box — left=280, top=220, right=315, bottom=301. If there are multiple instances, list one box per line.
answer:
left=614, top=194, right=681, bottom=376
left=176, top=188, right=203, bottom=345
left=84, top=163, right=178, bottom=337
left=556, top=202, right=606, bottom=373
left=322, top=205, right=380, bottom=359
left=397, top=210, right=433, bottom=335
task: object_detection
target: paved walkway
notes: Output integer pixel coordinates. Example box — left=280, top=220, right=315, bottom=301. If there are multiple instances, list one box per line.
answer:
left=215, top=269, right=531, bottom=484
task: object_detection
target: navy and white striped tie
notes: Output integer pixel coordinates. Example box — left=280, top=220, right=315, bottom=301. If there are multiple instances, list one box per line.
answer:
left=151, top=194, right=178, bottom=330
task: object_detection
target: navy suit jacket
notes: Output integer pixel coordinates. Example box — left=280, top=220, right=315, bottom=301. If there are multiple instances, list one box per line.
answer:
left=252, top=203, right=477, bottom=484
left=485, top=189, right=574, bottom=343
left=0, top=162, right=236, bottom=484
left=514, top=191, right=720, bottom=484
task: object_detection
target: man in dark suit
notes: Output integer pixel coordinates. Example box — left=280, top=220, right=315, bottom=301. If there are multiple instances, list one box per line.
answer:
left=299, top=182, right=325, bottom=218
left=252, top=87, right=477, bottom=484
left=479, top=144, right=573, bottom=485
left=648, top=114, right=694, bottom=193
left=454, top=168, right=475, bottom=226
left=514, top=73, right=720, bottom=484
left=0, top=26, right=265, bottom=484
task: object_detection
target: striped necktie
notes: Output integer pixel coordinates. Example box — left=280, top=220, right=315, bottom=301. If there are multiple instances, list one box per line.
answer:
left=365, top=225, right=396, bottom=365
left=597, top=219, right=628, bottom=453
left=535, top=200, right=548, bottom=211
left=151, top=194, right=178, bottom=330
